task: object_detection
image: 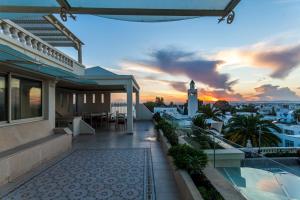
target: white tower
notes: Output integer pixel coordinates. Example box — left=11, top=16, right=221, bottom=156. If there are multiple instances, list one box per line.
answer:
left=188, top=80, right=198, bottom=117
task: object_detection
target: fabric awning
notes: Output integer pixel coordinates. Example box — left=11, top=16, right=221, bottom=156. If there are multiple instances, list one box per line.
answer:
left=0, top=0, right=240, bottom=22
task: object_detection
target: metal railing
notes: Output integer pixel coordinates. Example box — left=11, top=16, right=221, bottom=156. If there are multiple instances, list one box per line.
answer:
left=162, top=115, right=300, bottom=176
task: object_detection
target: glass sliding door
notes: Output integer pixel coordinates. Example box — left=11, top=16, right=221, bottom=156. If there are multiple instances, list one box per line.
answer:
left=0, top=75, right=7, bottom=122
left=11, top=76, right=42, bottom=120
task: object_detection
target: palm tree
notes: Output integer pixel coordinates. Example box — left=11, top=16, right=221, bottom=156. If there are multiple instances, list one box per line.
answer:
left=192, top=115, right=209, bottom=129
left=198, top=104, right=223, bottom=121
left=224, top=115, right=281, bottom=147
left=294, top=109, right=300, bottom=123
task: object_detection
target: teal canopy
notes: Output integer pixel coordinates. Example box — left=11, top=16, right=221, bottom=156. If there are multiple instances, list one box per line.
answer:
left=0, top=44, right=96, bottom=85
left=0, top=0, right=240, bottom=22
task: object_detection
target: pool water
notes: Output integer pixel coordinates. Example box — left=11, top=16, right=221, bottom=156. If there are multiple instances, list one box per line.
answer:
left=218, top=167, right=300, bottom=200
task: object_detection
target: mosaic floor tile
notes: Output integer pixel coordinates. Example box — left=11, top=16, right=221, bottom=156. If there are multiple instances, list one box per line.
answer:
left=2, top=148, right=154, bottom=200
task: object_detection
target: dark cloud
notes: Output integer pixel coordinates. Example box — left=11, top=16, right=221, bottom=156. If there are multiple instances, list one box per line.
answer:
left=246, top=44, right=300, bottom=78
left=144, top=75, right=188, bottom=93
left=254, top=84, right=300, bottom=101
left=169, top=81, right=187, bottom=92
left=135, top=48, right=234, bottom=90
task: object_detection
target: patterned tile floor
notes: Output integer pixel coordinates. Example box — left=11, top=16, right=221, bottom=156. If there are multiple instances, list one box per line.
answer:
left=2, top=149, right=153, bottom=200
left=0, top=121, right=180, bottom=200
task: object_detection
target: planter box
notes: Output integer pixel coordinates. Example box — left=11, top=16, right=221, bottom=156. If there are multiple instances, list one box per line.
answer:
left=179, top=135, right=245, bottom=167
left=158, top=128, right=246, bottom=200
left=157, top=129, right=204, bottom=200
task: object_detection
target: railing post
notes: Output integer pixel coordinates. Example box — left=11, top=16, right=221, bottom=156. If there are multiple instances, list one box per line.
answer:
left=213, top=131, right=216, bottom=168
left=2, top=22, right=11, bottom=36
left=258, top=126, right=262, bottom=154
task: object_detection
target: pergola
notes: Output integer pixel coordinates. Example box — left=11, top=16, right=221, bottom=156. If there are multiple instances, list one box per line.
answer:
left=11, top=14, right=84, bottom=63
left=0, top=0, right=240, bottom=23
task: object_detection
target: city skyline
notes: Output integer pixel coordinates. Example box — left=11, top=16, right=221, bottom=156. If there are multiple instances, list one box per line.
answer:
left=60, top=0, right=300, bottom=103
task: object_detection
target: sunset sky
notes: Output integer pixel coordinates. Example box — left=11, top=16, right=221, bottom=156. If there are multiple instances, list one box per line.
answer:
left=60, top=0, right=300, bottom=103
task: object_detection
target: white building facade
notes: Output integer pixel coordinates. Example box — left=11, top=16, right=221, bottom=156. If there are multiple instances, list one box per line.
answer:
left=272, top=123, right=300, bottom=147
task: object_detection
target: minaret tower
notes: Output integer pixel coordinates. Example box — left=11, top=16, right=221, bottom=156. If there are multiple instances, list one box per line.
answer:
left=188, top=80, right=198, bottom=117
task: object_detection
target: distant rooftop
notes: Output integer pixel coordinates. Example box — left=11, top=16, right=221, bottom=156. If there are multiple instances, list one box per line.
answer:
left=85, top=66, right=116, bottom=76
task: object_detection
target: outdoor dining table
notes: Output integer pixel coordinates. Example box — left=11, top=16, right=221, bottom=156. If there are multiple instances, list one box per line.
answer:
left=83, top=112, right=127, bottom=129
left=89, top=112, right=105, bottom=128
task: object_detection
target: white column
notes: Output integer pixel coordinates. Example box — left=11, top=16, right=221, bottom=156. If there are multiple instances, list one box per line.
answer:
left=44, top=80, right=56, bottom=129
left=7, top=73, right=12, bottom=123
left=126, top=81, right=133, bottom=133
left=135, top=91, right=140, bottom=120
left=108, top=92, right=111, bottom=113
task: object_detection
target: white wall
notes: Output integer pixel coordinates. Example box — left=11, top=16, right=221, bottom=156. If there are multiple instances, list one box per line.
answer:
left=56, top=89, right=111, bottom=115
left=154, top=107, right=177, bottom=114
left=77, top=91, right=111, bottom=114
left=55, top=88, right=75, bottom=116
left=136, top=104, right=153, bottom=120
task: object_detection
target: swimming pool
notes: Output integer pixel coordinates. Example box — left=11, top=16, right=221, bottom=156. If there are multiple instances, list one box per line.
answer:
left=218, top=167, right=300, bottom=200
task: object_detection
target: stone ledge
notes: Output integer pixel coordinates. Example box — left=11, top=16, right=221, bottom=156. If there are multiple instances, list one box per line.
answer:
left=203, top=165, right=247, bottom=200
left=157, top=126, right=247, bottom=200
left=157, top=129, right=204, bottom=200
left=0, top=134, right=72, bottom=186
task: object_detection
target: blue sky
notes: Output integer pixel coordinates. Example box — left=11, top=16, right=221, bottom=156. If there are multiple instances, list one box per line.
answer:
left=60, top=0, right=300, bottom=102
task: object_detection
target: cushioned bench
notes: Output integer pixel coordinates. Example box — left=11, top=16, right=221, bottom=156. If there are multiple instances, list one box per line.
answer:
left=0, top=121, right=72, bottom=186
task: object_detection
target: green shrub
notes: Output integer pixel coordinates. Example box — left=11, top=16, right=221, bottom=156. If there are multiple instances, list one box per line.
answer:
left=169, top=144, right=207, bottom=173
left=198, top=186, right=224, bottom=200
left=156, top=119, right=178, bottom=146
left=193, top=115, right=208, bottom=129
left=155, top=118, right=167, bottom=130
left=153, top=112, right=162, bottom=122
left=199, top=141, right=211, bottom=149
left=191, top=172, right=224, bottom=200
left=166, top=131, right=179, bottom=146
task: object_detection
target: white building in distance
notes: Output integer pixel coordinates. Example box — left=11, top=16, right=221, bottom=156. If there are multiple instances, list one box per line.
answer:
left=188, top=80, right=198, bottom=117
left=272, top=123, right=300, bottom=147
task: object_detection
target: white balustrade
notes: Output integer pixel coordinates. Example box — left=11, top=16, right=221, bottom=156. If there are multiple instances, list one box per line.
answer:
left=0, top=20, right=77, bottom=69
left=2, top=23, right=11, bottom=36
left=31, top=39, right=38, bottom=49
left=42, top=44, right=47, bottom=54
left=10, top=27, right=19, bottom=40
left=18, top=32, right=26, bottom=44
left=25, top=35, right=32, bottom=47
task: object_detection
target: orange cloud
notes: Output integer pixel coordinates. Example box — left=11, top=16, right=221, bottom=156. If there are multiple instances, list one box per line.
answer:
left=199, top=89, right=244, bottom=102
left=219, top=43, right=300, bottom=79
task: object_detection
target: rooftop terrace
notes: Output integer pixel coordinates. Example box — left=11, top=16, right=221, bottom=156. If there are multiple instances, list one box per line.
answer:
left=0, top=122, right=180, bottom=200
